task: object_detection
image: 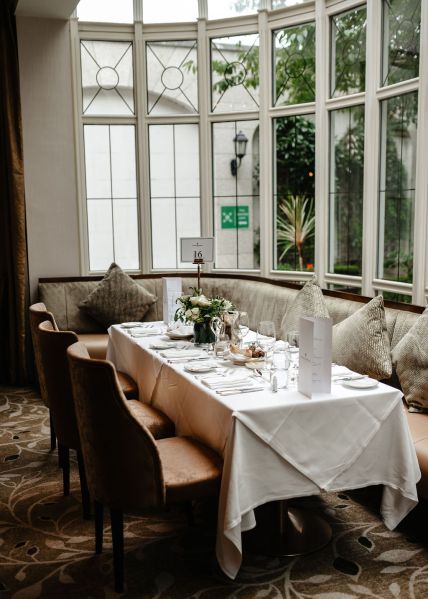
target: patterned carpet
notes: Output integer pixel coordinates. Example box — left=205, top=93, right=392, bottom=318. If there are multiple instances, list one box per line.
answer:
left=1, top=387, right=428, bottom=599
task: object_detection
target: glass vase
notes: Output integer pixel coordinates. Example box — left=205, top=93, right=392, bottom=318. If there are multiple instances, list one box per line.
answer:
left=193, top=318, right=216, bottom=345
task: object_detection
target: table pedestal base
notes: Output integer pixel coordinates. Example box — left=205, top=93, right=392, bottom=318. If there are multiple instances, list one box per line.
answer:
left=243, top=500, right=332, bottom=557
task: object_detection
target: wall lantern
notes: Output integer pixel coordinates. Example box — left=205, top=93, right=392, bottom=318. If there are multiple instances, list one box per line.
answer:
left=230, top=130, right=248, bottom=176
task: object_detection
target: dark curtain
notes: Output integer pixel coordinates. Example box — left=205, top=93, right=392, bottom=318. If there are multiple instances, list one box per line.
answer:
left=0, top=0, right=31, bottom=385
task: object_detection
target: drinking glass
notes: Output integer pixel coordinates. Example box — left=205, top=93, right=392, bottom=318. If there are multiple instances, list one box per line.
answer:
left=286, top=330, right=299, bottom=387
left=257, top=321, right=276, bottom=372
left=237, top=311, right=250, bottom=347
left=272, top=341, right=290, bottom=388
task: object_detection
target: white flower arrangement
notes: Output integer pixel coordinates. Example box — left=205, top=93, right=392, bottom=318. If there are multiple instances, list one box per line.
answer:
left=174, top=287, right=233, bottom=323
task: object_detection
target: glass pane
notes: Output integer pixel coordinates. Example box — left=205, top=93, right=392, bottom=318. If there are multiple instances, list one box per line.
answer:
left=81, top=41, right=134, bottom=116
left=113, top=200, right=139, bottom=270
left=83, top=125, right=111, bottom=198
left=146, top=41, right=198, bottom=115
left=149, top=124, right=201, bottom=269
left=273, top=115, right=315, bottom=272
left=272, top=0, right=312, bottom=8
left=151, top=198, right=177, bottom=269
left=331, top=7, right=367, bottom=97
left=378, top=92, right=418, bottom=283
left=211, top=34, right=259, bottom=113
left=77, top=0, right=133, bottom=23
left=327, top=284, right=362, bottom=294
left=379, top=290, right=412, bottom=304
left=329, top=105, right=365, bottom=277
left=110, top=126, right=137, bottom=198
left=84, top=125, right=140, bottom=271
left=213, top=120, right=260, bottom=270
left=143, top=0, right=198, bottom=22
left=382, top=0, right=421, bottom=86
left=87, top=200, right=114, bottom=271
left=273, top=23, right=315, bottom=107
left=208, top=0, right=260, bottom=20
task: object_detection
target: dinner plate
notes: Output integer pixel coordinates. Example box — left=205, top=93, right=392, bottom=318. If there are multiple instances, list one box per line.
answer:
left=120, top=322, right=144, bottom=328
left=165, top=329, right=194, bottom=340
left=225, top=351, right=264, bottom=365
left=342, top=378, right=379, bottom=389
left=184, top=362, right=217, bottom=373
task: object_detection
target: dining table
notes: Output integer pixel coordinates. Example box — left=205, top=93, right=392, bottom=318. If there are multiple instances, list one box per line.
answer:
left=106, top=322, right=421, bottom=580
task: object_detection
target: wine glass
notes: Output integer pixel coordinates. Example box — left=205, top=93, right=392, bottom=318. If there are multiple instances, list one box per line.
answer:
left=237, top=311, right=250, bottom=347
left=257, top=321, right=276, bottom=373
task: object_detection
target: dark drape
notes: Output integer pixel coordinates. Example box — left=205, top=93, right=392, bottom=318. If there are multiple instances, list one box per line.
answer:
left=0, top=0, right=30, bottom=384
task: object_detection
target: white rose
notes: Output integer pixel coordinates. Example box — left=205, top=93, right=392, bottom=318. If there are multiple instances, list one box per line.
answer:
left=191, top=307, right=200, bottom=316
left=190, top=296, right=200, bottom=306
left=196, top=296, right=211, bottom=307
left=185, top=309, right=193, bottom=318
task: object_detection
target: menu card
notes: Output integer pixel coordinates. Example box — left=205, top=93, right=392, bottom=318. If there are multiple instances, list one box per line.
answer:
left=162, top=277, right=182, bottom=324
left=298, top=317, right=332, bottom=398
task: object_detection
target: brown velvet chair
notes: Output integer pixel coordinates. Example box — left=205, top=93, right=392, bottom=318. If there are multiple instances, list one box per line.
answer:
left=38, top=322, right=175, bottom=520
left=67, top=341, right=223, bottom=593
left=30, top=301, right=139, bottom=401
left=29, top=303, right=58, bottom=450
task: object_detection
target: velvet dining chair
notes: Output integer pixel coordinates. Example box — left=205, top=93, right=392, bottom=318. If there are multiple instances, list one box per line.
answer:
left=38, top=321, right=175, bottom=521
left=67, top=341, right=223, bottom=593
left=29, top=303, right=58, bottom=451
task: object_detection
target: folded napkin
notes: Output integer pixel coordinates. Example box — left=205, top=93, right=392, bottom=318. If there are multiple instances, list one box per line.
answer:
left=130, top=326, right=163, bottom=337
left=202, top=374, right=254, bottom=390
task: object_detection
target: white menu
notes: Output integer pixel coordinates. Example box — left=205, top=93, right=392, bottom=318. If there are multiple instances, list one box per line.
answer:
left=298, top=317, right=332, bottom=398
left=162, top=277, right=182, bottom=324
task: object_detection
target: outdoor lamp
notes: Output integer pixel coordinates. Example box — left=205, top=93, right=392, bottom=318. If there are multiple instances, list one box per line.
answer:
left=230, top=130, right=248, bottom=176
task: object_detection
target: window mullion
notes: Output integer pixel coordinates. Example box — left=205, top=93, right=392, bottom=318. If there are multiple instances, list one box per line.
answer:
left=361, top=0, right=381, bottom=297
left=412, top=0, right=428, bottom=305
left=314, top=0, right=329, bottom=287
left=258, top=8, right=270, bottom=277
left=70, top=17, right=90, bottom=275
left=135, top=21, right=152, bottom=272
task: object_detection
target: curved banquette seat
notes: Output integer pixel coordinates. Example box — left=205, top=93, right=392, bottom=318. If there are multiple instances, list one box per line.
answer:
left=37, top=273, right=428, bottom=501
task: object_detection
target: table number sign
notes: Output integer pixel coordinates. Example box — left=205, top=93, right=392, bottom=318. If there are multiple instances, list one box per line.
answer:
left=162, top=277, right=182, bottom=324
left=298, top=317, right=332, bottom=398
left=180, top=237, right=214, bottom=263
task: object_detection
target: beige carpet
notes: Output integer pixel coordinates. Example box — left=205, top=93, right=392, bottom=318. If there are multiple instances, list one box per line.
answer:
left=1, top=386, right=428, bottom=598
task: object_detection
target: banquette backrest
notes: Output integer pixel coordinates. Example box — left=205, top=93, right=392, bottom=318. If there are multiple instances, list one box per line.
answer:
left=38, top=274, right=423, bottom=353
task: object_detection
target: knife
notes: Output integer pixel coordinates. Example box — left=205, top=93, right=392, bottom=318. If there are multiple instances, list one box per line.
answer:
left=217, top=386, right=265, bottom=396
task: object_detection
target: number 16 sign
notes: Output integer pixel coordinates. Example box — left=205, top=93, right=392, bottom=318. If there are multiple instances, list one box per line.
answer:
left=180, top=237, right=214, bottom=264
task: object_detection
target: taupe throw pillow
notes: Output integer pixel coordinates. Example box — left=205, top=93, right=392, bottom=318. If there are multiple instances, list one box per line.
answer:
left=392, top=307, right=428, bottom=412
left=79, top=263, right=157, bottom=327
left=332, top=295, right=392, bottom=380
left=280, top=276, right=329, bottom=339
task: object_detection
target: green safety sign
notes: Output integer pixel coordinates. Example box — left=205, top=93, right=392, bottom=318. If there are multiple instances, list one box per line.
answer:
left=221, top=205, right=250, bottom=229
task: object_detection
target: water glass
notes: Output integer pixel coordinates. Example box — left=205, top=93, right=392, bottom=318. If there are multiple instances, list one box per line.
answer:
left=257, top=321, right=276, bottom=371
left=238, top=312, right=250, bottom=347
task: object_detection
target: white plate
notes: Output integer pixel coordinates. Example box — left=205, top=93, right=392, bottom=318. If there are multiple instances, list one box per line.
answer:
left=165, top=330, right=194, bottom=340
left=120, top=322, right=144, bottom=328
left=342, top=378, right=379, bottom=389
left=184, top=362, right=217, bottom=373
left=225, top=352, right=264, bottom=365
left=150, top=341, right=177, bottom=350
left=245, top=362, right=264, bottom=370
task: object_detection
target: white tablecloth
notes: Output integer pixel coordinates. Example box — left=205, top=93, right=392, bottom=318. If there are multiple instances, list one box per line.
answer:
left=107, top=324, right=421, bottom=580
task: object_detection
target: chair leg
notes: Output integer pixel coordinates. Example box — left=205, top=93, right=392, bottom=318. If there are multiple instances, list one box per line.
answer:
left=185, top=501, right=194, bottom=526
left=110, top=509, right=124, bottom=593
left=77, top=451, right=91, bottom=520
left=49, top=413, right=57, bottom=451
left=94, top=500, right=104, bottom=554
left=58, top=445, right=70, bottom=496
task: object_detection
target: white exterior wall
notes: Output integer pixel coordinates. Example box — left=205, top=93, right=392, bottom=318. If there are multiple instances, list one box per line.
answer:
left=17, top=17, right=80, bottom=297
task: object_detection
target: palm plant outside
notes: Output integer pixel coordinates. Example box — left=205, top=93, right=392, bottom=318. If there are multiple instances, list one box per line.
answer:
left=277, top=196, right=315, bottom=271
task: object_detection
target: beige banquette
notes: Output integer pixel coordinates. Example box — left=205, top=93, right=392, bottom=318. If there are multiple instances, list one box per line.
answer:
left=38, top=273, right=428, bottom=503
